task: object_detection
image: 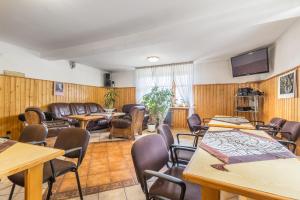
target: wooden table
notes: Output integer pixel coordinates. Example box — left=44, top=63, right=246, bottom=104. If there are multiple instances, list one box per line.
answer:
left=183, top=125, right=300, bottom=200
left=69, top=112, right=125, bottom=129
left=0, top=142, right=64, bottom=200
left=208, top=115, right=255, bottom=130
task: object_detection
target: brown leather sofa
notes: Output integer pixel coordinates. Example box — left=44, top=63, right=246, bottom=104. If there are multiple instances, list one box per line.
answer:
left=49, top=102, right=109, bottom=131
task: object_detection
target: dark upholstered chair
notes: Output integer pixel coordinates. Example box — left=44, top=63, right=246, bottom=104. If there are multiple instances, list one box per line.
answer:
left=131, top=134, right=201, bottom=200
left=110, top=106, right=145, bottom=140
left=268, top=121, right=300, bottom=154
left=8, top=128, right=90, bottom=200
left=18, top=124, right=48, bottom=145
left=158, top=124, right=196, bottom=165
left=24, top=107, right=70, bottom=137
left=187, top=114, right=208, bottom=146
left=8, top=125, right=48, bottom=200
left=122, top=104, right=149, bottom=130
left=256, top=117, right=286, bottom=135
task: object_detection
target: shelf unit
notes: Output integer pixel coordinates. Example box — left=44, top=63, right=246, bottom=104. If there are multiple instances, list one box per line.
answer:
left=234, top=95, right=263, bottom=122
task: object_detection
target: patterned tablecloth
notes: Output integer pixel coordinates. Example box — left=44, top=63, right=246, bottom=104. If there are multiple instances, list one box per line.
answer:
left=199, top=130, right=295, bottom=166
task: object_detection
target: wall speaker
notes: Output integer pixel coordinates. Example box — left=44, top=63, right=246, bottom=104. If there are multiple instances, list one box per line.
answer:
left=104, top=73, right=112, bottom=87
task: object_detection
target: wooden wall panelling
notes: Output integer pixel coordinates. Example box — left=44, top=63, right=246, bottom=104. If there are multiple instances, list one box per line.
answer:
left=0, top=75, right=136, bottom=139
left=171, top=108, right=189, bottom=128
left=193, top=82, right=260, bottom=120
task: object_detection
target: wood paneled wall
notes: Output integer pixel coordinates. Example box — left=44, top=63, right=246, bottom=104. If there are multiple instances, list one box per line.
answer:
left=0, top=75, right=135, bottom=139
left=193, top=82, right=260, bottom=120
left=259, top=66, right=300, bottom=123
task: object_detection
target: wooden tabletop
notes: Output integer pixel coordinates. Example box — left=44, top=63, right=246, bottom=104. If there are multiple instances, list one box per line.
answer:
left=69, top=112, right=125, bottom=121
left=68, top=114, right=105, bottom=121
left=208, top=115, right=255, bottom=130
left=0, top=142, right=64, bottom=179
left=183, top=126, right=300, bottom=200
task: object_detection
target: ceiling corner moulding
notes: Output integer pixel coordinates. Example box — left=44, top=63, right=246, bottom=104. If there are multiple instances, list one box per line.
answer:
left=147, top=56, right=160, bottom=63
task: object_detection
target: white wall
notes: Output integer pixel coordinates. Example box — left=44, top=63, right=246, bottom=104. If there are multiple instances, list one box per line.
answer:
left=111, top=70, right=135, bottom=87
left=272, top=19, right=300, bottom=75
left=193, top=60, right=270, bottom=85
left=0, top=41, right=105, bottom=86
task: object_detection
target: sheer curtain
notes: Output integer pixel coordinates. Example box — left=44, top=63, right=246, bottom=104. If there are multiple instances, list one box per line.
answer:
left=173, top=63, right=194, bottom=114
left=136, top=62, right=194, bottom=115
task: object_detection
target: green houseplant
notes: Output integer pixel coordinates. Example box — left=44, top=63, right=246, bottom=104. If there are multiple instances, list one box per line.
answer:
left=142, top=86, right=173, bottom=131
left=104, top=88, right=118, bottom=111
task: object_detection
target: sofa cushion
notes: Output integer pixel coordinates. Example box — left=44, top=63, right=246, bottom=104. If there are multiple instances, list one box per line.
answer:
left=70, top=103, right=89, bottom=115
left=49, top=103, right=72, bottom=119
left=85, top=103, right=105, bottom=113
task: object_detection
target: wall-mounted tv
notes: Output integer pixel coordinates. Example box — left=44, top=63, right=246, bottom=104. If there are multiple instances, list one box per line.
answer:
left=231, top=48, right=269, bottom=77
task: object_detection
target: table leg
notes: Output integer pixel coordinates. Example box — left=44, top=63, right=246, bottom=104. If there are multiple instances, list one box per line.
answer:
left=24, top=164, right=43, bottom=200
left=80, top=121, right=88, bottom=129
left=202, top=186, right=220, bottom=200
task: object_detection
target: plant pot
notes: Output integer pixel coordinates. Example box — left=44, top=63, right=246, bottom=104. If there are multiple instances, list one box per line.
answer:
left=147, top=124, right=156, bottom=132
left=104, top=108, right=115, bottom=113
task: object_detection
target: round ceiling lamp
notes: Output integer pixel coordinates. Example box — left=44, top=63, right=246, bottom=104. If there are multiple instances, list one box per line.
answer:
left=147, top=56, right=160, bottom=63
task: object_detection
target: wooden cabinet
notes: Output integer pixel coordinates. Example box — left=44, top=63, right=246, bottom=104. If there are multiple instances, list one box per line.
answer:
left=170, top=107, right=189, bottom=128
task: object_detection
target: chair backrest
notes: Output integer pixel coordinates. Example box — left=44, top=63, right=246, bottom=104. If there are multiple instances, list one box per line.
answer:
left=157, top=124, right=174, bottom=150
left=49, top=103, right=72, bottom=118
left=269, top=117, right=286, bottom=130
left=280, top=121, right=300, bottom=142
left=131, top=134, right=169, bottom=190
left=122, top=104, right=144, bottom=114
left=85, top=103, right=105, bottom=113
left=187, top=114, right=201, bottom=132
left=130, top=106, right=145, bottom=132
left=25, top=107, right=46, bottom=124
left=54, top=128, right=90, bottom=165
left=19, top=124, right=48, bottom=143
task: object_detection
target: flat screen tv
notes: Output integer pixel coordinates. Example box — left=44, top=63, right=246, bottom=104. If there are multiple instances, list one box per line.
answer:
left=231, top=48, right=269, bottom=77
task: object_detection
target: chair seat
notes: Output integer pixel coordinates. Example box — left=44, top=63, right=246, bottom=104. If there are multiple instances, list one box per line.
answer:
left=8, top=159, right=76, bottom=187
left=149, top=167, right=201, bottom=200
left=177, top=149, right=194, bottom=162
left=111, top=118, right=131, bottom=129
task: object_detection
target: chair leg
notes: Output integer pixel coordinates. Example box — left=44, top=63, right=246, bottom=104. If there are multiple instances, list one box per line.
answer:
left=75, top=170, right=83, bottom=200
left=46, top=181, right=53, bottom=200
left=8, top=184, right=15, bottom=200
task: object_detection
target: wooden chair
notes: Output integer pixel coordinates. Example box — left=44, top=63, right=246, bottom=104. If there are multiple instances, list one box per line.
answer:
left=110, top=106, right=145, bottom=139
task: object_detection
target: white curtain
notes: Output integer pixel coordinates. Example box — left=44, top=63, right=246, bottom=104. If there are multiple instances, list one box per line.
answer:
left=136, top=62, right=194, bottom=115
left=173, top=63, right=194, bottom=114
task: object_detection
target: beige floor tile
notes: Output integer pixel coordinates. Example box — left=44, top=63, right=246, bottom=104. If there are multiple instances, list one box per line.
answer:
left=125, top=185, right=145, bottom=200
left=98, top=188, right=126, bottom=200
left=67, top=193, right=99, bottom=200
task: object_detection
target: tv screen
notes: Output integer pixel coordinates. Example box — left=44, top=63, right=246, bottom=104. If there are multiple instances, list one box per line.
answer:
left=231, top=48, right=269, bottom=77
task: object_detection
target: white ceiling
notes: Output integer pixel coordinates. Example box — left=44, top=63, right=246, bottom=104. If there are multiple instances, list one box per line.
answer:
left=1, top=0, right=300, bottom=71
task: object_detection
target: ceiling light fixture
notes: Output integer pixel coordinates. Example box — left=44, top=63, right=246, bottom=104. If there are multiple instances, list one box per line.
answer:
left=147, top=56, right=159, bottom=63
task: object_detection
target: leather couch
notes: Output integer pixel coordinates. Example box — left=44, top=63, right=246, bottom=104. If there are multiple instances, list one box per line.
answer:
left=49, top=102, right=109, bottom=131
left=122, top=104, right=149, bottom=130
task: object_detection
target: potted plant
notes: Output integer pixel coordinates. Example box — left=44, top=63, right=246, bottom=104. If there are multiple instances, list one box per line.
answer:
left=142, top=86, right=173, bottom=132
left=104, top=88, right=118, bottom=113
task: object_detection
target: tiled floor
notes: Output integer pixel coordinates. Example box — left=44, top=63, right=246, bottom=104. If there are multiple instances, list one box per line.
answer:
left=0, top=129, right=192, bottom=200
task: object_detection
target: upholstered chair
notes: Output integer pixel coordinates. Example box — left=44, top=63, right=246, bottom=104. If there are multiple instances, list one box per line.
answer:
left=110, top=106, right=145, bottom=139
left=187, top=114, right=209, bottom=145
left=256, top=117, right=286, bottom=135
left=157, top=124, right=196, bottom=165
left=131, top=134, right=201, bottom=200
left=8, top=124, right=48, bottom=200
left=8, top=128, right=90, bottom=200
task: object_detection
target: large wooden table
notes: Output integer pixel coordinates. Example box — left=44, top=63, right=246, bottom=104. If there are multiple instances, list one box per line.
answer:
left=208, top=115, right=255, bottom=130
left=68, top=112, right=125, bottom=129
left=0, top=142, right=64, bottom=200
left=183, top=118, right=300, bottom=200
